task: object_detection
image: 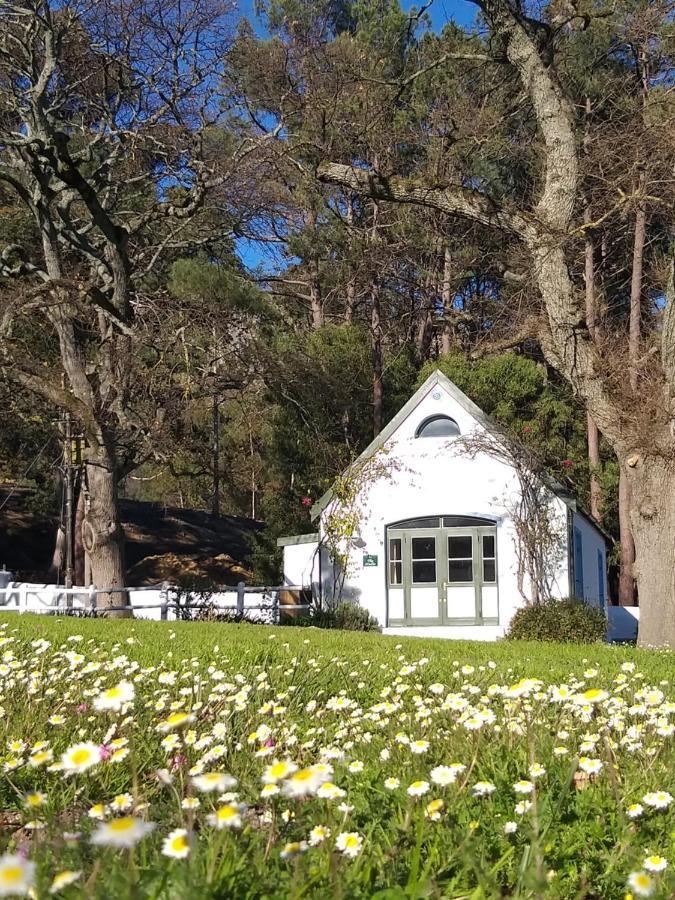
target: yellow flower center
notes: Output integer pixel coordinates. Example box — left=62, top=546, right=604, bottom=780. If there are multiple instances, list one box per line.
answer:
left=109, top=817, right=134, bottom=832
left=171, top=835, right=188, bottom=852
left=71, top=749, right=92, bottom=766
left=0, top=867, right=23, bottom=885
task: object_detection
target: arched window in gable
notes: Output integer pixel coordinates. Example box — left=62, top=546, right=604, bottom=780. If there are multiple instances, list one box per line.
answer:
left=415, top=414, right=460, bottom=438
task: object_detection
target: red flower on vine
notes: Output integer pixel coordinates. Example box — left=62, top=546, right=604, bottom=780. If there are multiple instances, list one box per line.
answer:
left=301, top=496, right=312, bottom=507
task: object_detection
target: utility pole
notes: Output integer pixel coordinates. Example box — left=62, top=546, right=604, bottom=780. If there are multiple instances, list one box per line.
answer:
left=63, top=411, right=74, bottom=589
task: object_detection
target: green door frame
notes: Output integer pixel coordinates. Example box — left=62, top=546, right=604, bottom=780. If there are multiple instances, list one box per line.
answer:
left=386, top=523, right=499, bottom=627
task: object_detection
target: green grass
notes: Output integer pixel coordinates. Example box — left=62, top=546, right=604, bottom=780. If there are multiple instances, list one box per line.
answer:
left=0, top=615, right=672, bottom=899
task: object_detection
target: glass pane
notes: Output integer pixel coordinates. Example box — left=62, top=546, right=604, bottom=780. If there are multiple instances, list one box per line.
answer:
left=448, top=535, right=472, bottom=559
left=416, top=416, right=460, bottom=438
left=482, top=535, right=495, bottom=559
left=389, top=538, right=401, bottom=562
left=444, top=516, right=495, bottom=528
left=412, top=537, right=435, bottom=559
left=412, top=560, right=436, bottom=583
left=483, top=560, right=496, bottom=583
left=389, top=561, right=402, bottom=585
left=390, top=517, right=440, bottom=529
left=449, top=559, right=473, bottom=582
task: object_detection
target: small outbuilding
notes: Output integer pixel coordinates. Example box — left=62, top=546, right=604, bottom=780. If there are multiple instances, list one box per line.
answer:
left=278, top=369, right=607, bottom=640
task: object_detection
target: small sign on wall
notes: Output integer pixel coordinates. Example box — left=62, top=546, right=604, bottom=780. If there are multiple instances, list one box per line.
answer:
left=363, top=554, right=378, bottom=567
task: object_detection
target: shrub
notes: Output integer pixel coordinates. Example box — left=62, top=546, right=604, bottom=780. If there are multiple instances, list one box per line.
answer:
left=295, top=602, right=381, bottom=632
left=506, top=598, right=607, bottom=643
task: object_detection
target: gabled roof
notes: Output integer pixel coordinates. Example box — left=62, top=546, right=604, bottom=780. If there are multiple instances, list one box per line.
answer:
left=311, top=368, right=609, bottom=542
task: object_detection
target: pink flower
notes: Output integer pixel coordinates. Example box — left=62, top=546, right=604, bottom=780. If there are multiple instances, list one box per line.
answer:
left=301, top=496, right=312, bottom=507
left=562, top=459, right=574, bottom=468
left=171, top=754, right=188, bottom=772
left=99, top=744, right=111, bottom=761
left=77, top=703, right=88, bottom=713
left=522, top=425, right=532, bottom=434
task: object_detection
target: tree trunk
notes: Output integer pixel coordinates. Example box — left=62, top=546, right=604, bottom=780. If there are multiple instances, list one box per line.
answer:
left=74, top=480, right=86, bottom=587
left=584, top=211, right=602, bottom=523
left=371, top=281, right=383, bottom=437
left=441, top=245, right=454, bottom=355
left=211, top=391, right=220, bottom=518
left=627, top=455, right=675, bottom=647
left=629, top=179, right=647, bottom=393
left=81, top=441, right=128, bottom=614
left=618, top=466, right=636, bottom=608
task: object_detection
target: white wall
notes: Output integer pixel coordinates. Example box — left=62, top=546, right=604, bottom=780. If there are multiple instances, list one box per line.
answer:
left=318, top=379, right=572, bottom=635
left=281, top=540, right=319, bottom=589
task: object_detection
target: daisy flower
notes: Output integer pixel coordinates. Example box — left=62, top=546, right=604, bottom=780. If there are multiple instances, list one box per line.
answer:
left=90, top=817, right=155, bottom=849
left=627, top=871, right=655, bottom=897
left=283, top=766, right=329, bottom=798
left=280, top=841, right=308, bottom=859
left=308, top=825, right=331, bottom=846
left=643, top=855, right=667, bottom=873
left=430, top=765, right=462, bottom=786
left=425, top=798, right=444, bottom=821
left=407, top=780, right=430, bottom=797
left=262, top=760, right=297, bottom=784
left=316, top=782, right=346, bottom=800
left=162, top=829, right=191, bottom=859
left=335, top=832, right=363, bottom=858
left=514, top=780, right=534, bottom=795
left=60, top=742, right=101, bottom=775
left=192, top=772, right=237, bottom=793
left=384, top=777, right=400, bottom=790
left=24, top=792, right=46, bottom=809
left=207, top=804, right=245, bottom=829
left=49, top=871, right=81, bottom=894
left=157, top=712, right=195, bottom=733
left=0, top=854, right=36, bottom=898
left=472, top=781, right=496, bottom=797
left=578, top=757, right=603, bottom=775
left=643, top=791, right=672, bottom=809
left=627, top=803, right=644, bottom=819
left=93, top=681, right=135, bottom=712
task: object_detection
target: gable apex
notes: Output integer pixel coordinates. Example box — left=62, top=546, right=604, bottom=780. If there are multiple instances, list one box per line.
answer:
left=310, top=368, right=490, bottom=520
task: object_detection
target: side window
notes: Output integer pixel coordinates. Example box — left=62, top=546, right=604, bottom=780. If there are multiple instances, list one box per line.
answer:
left=597, top=548, right=605, bottom=606
left=574, top=528, right=584, bottom=599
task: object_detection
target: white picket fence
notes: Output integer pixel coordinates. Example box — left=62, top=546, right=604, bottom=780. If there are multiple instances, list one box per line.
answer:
left=0, top=581, right=310, bottom=623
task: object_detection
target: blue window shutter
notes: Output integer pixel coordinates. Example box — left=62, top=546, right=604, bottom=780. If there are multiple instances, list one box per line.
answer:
left=597, top=549, right=605, bottom=606
left=574, top=528, right=584, bottom=598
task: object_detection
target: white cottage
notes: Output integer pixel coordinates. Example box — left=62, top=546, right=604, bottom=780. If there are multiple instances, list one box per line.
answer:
left=278, top=369, right=607, bottom=640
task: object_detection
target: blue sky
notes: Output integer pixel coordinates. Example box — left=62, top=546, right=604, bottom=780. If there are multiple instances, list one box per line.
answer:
left=234, top=1, right=478, bottom=271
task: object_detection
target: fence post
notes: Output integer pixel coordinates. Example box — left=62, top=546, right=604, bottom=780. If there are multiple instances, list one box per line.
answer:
left=236, top=582, right=245, bottom=616
left=89, top=585, right=96, bottom=617
left=160, top=581, right=169, bottom=621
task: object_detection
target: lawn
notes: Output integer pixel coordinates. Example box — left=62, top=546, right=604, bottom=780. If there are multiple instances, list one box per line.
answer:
left=0, top=615, right=672, bottom=899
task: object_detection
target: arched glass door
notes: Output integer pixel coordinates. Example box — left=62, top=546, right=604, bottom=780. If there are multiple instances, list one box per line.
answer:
left=386, top=517, right=498, bottom=626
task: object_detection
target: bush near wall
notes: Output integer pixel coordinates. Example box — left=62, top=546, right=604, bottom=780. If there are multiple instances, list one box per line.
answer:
left=296, top=602, right=382, bottom=632
left=506, top=599, right=607, bottom=643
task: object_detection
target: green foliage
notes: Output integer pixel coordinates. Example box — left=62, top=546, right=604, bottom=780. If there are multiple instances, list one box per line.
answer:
left=506, top=599, right=608, bottom=644
left=305, top=601, right=382, bottom=631
left=168, top=256, right=266, bottom=314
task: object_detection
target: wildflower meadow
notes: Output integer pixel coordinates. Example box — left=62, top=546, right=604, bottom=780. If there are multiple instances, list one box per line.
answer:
left=0, top=615, right=672, bottom=899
